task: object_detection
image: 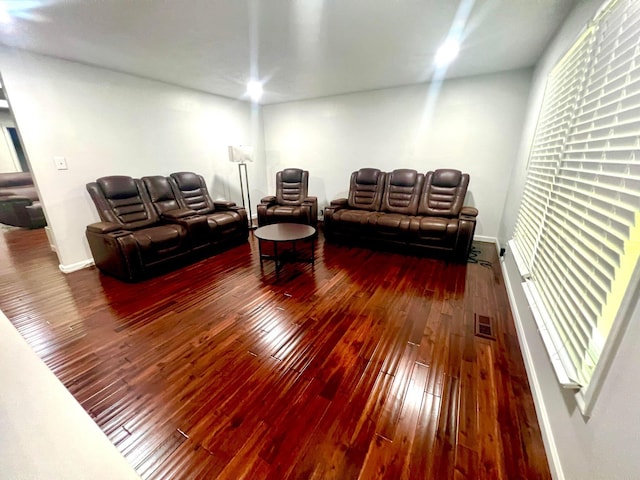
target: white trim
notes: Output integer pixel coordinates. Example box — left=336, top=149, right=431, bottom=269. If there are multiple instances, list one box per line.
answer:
left=473, top=234, right=495, bottom=243
left=578, top=256, right=640, bottom=416
left=501, top=259, right=564, bottom=480
left=43, top=226, right=57, bottom=253
left=521, top=280, right=581, bottom=389
left=59, top=259, right=94, bottom=274
left=507, top=238, right=530, bottom=279
left=473, top=235, right=501, bottom=258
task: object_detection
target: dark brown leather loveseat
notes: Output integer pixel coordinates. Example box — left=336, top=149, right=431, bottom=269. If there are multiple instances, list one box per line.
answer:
left=86, top=173, right=247, bottom=282
left=0, top=172, right=47, bottom=229
left=324, top=168, right=478, bottom=261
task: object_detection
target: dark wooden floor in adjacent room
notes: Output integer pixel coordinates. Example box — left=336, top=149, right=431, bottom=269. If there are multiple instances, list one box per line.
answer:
left=0, top=226, right=550, bottom=480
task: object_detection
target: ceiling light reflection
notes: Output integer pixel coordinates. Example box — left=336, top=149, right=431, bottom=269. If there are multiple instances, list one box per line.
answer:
left=246, top=80, right=263, bottom=102
left=434, top=39, right=460, bottom=68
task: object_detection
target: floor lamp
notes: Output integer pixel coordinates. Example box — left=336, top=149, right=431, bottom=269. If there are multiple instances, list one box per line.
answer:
left=228, top=145, right=254, bottom=229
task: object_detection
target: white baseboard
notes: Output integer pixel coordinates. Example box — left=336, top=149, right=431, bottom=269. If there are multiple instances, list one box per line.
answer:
left=59, top=259, right=94, bottom=274
left=501, top=259, right=563, bottom=480
left=44, top=226, right=57, bottom=253
left=473, top=235, right=501, bottom=257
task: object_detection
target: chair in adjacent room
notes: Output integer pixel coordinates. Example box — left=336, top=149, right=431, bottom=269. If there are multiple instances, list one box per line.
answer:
left=256, top=168, right=317, bottom=227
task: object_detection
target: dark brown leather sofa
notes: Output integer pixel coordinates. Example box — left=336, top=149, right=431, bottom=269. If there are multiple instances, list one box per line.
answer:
left=257, top=168, right=318, bottom=227
left=86, top=173, right=247, bottom=282
left=324, top=168, right=478, bottom=261
left=0, top=172, right=46, bottom=229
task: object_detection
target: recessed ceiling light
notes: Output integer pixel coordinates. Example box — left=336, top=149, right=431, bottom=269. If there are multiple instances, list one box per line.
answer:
left=434, top=39, right=460, bottom=68
left=246, top=81, right=263, bottom=102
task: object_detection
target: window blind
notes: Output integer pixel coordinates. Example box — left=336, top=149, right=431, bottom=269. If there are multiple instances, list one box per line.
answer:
left=512, top=0, right=640, bottom=391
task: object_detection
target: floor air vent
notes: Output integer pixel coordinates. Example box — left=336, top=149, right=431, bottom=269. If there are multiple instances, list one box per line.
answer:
left=474, top=314, right=496, bottom=340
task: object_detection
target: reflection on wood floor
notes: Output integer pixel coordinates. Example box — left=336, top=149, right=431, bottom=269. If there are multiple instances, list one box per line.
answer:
left=0, top=226, right=550, bottom=479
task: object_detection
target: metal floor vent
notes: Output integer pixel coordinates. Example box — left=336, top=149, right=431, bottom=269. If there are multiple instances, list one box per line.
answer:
left=474, top=314, right=496, bottom=340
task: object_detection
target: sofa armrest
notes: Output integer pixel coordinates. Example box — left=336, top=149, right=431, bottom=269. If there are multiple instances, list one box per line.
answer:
left=301, top=196, right=318, bottom=227
left=0, top=194, right=32, bottom=207
left=259, top=196, right=277, bottom=206
left=86, top=222, right=126, bottom=234
left=213, top=200, right=238, bottom=211
left=330, top=198, right=348, bottom=208
left=461, top=206, right=478, bottom=218
left=162, top=208, right=197, bottom=220
left=455, top=208, right=478, bottom=262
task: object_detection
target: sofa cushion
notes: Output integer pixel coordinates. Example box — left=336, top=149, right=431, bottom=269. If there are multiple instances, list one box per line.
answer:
left=131, top=224, right=187, bottom=263
left=381, top=169, right=423, bottom=215
left=0, top=172, right=33, bottom=188
left=347, top=168, right=386, bottom=211
left=409, top=216, right=459, bottom=241
left=368, top=212, right=411, bottom=234
left=97, top=176, right=139, bottom=199
left=418, top=170, right=468, bottom=217
left=170, top=172, right=215, bottom=214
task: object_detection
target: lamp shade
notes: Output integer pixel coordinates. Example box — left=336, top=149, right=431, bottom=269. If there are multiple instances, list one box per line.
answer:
left=228, top=145, right=254, bottom=163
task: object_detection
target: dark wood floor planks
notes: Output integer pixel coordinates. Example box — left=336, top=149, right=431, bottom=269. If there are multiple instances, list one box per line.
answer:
left=0, top=226, right=550, bottom=480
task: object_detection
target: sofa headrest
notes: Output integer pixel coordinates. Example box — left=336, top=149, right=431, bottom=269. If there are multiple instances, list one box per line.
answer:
left=170, top=172, right=200, bottom=190
left=0, top=172, right=33, bottom=188
left=390, top=169, right=418, bottom=187
left=142, top=176, right=174, bottom=202
left=432, top=169, right=462, bottom=188
left=281, top=168, right=303, bottom=183
left=97, top=176, right=138, bottom=199
left=355, top=168, right=382, bottom=185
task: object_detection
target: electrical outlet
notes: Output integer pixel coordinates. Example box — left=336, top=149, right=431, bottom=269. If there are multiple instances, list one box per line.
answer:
left=54, top=156, right=68, bottom=170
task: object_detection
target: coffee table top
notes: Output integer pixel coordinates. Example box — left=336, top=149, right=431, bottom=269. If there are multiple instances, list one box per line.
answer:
left=254, top=223, right=316, bottom=242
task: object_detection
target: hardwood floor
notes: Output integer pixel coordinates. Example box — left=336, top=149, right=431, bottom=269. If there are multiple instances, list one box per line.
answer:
left=0, top=226, right=550, bottom=480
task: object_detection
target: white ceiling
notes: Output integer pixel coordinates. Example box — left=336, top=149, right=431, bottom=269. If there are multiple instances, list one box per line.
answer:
left=0, top=0, right=577, bottom=104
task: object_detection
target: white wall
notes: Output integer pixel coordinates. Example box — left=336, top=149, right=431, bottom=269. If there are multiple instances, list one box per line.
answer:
left=499, top=0, right=640, bottom=479
left=262, top=69, right=532, bottom=240
left=0, top=47, right=265, bottom=270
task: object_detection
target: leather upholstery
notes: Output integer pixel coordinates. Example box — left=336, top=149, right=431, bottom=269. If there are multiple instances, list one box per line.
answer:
left=169, top=172, right=216, bottom=214
left=276, top=168, right=308, bottom=205
left=324, top=168, right=478, bottom=261
left=86, top=175, right=191, bottom=281
left=85, top=172, right=247, bottom=282
left=168, top=171, right=248, bottom=247
left=418, top=169, right=468, bottom=217
left=0, top=172, right=46, bottom=229
left=381, top=169, right=423, bottom=215
left=347, top=168, right=386, bottom=211
left=257, top=168, right=318, bottom=227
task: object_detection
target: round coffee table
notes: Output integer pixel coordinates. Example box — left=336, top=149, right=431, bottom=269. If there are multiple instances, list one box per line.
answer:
left=254, top=223, right=316, bottom=272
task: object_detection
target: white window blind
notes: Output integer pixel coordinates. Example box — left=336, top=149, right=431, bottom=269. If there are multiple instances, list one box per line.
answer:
left=513, top=0, right=640, bottom=397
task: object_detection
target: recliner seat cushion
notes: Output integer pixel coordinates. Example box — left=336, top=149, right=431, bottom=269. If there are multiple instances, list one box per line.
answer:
left=409, top=216, right=459, bottom=241
left=131, top=225, right=188, bottom=263
left=206, top=211, right=245, bottom=235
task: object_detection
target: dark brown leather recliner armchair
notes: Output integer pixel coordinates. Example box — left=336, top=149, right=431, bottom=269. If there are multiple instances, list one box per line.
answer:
left=0, top=172, right=46, bottom=229
left=168, top=171, right=248, bottom=247
left=257, top=168, right=317, bottom=227
left=86, top=176, right=192, bottom=282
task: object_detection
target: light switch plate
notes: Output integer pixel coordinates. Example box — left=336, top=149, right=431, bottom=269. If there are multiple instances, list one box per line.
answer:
left=54, top=156, right=68, bottom=170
